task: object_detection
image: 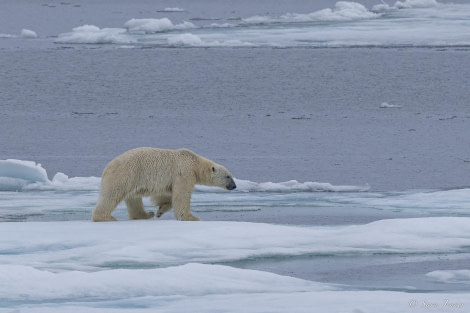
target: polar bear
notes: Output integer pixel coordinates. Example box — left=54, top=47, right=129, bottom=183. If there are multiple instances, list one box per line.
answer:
left=92, top=148, right=236, bottom=222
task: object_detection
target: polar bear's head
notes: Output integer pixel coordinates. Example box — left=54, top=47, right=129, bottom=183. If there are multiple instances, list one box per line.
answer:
left=210, top=164, right=237, bottom=190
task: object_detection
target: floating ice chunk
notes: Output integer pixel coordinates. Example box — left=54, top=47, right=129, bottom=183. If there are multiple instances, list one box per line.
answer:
left=0, top=159, right=50, bottom=190
left=56, top=25, right=130, bottom=44
left=379, top=102, right=402, bottom=108
left=371, top=3, right=392, bottom=12
left=209, top=22, right=236, bottom=28
left=304, top=1, right=379, bottom=21
left=159, top=7, right=186, bottom=12
left=52, top=172, right=69, bottom=184
left=51, top=173, right=101, bottom=190
left=0, top=33, right=15, bottom=38
left=426, top=270, right=470, bottom=284
left=395, top=0, right=439, bottom=9
left=124, top=18, right=195, bottom=33
left=20, top=29, right=37, bottom=38
left=0, top=159, right=102, bottom=191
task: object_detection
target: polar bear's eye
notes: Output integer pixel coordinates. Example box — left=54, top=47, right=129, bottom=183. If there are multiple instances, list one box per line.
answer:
left=212, top=167, right=216, bottom=172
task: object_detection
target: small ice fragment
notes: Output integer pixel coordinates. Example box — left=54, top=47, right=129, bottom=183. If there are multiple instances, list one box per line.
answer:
left=161, top=7, right=185, bottom=12
left=379, top=102, right=402, bottom=108
left=52, top=172, right=69, bottom=184
left=21, top=29, right=38, bottom=39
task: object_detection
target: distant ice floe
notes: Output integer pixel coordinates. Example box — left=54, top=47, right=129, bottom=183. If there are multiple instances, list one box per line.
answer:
left=50, top=1, right=470, bottom=48
left=56, top=24, right=131, bottom=44
left=124, top=18, right=195, bottom=33
left=0, top=159, right=368, bottom=192
left=372, top=0, right=439, bottom=12
left=56, top=18, right=253, bottom=47
left=243, top=1, right=379, bottom=24
left=1, top=28, right=37, bottom=39
left=393, top=0, right=438, bottom=10
left=53, top=2, right=385, bottom=46
left=56, top=18, right=196, bottom=44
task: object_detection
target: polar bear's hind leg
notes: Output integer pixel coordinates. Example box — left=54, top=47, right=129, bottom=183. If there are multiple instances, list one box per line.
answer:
left=125, top=197, right=155, bottom=220
left=92, top=194, right=121, bottom=222
left=157, top=203, right=172, bottom=218
left=151, top=195, right=173, bottom=218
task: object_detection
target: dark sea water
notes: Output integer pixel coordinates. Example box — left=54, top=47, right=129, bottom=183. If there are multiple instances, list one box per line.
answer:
left=2, top=47, right=470, bottom=191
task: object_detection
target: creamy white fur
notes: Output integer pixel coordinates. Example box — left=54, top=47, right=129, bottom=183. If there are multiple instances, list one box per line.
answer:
left=92, top=148, right=235, bottom=221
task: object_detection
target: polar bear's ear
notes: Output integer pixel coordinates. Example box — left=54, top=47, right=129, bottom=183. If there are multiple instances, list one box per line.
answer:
left=212, top=166, right=216, bottom=172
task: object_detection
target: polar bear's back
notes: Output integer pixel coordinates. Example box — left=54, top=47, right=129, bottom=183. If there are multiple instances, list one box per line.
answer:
left=101, top=147, right=198, bottom=194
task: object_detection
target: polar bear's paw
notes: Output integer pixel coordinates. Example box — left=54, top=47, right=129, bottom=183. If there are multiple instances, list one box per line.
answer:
left=92, top=214, right=117, bottom=222
left=130, top=211, right=155, bottom=220
left=181, top=213, right=201, bottom=221
left=156, top=204, right=172, bottom=218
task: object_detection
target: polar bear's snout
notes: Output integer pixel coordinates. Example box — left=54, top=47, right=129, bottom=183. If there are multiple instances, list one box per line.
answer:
left=226, top=178, right=237, bottom=190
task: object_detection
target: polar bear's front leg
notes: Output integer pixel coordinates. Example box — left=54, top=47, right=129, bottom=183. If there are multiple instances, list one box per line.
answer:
left=173, top=195, right=200, bottom=221
left=172, top=178, right=200, bottom=221
left=125, top=197, right=155, bottom=220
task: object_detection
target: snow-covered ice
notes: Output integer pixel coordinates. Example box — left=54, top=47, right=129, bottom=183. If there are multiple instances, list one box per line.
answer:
left=1, top=219, right=469, bottom=312
left=2, top=218, right=470, bottom=269
left=1, top=159, right=470, bottom=311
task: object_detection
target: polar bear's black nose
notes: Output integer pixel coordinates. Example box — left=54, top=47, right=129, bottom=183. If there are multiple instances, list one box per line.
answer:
left=227, top=179, right=236, bottom=190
